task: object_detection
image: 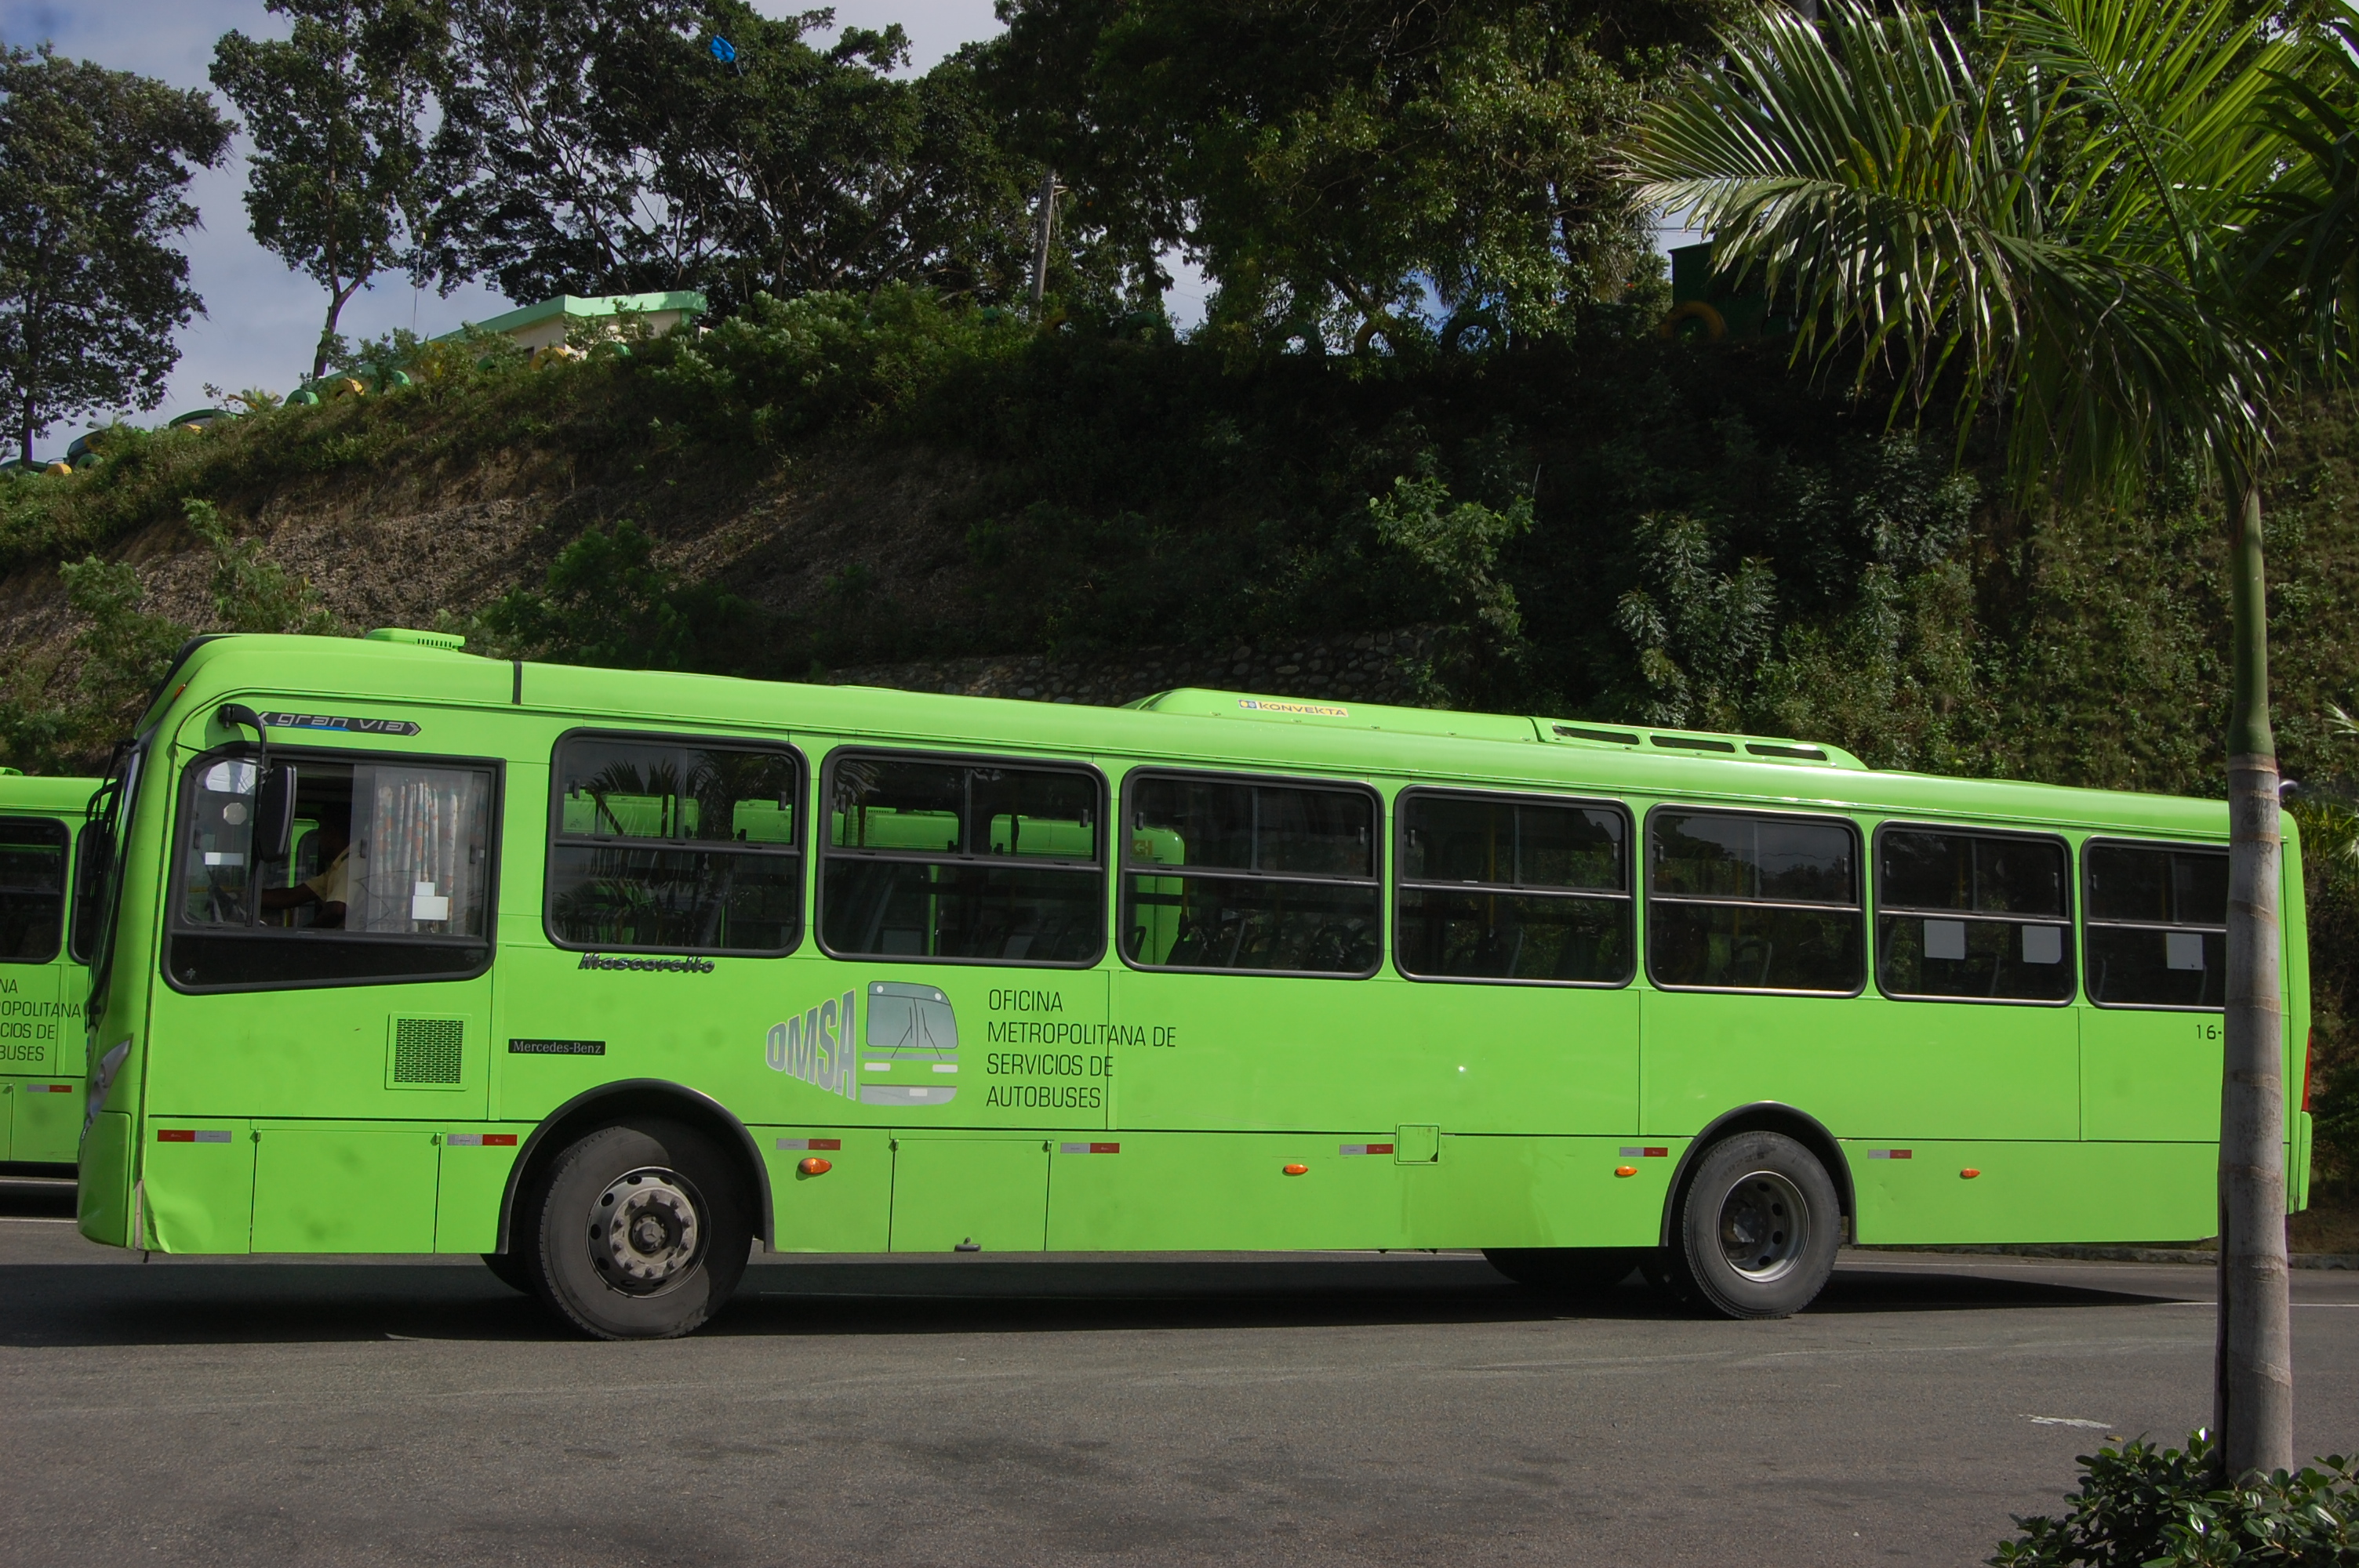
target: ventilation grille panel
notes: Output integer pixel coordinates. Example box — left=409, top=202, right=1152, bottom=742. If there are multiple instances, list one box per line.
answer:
left=391, top=1018, right=465, bottom=1086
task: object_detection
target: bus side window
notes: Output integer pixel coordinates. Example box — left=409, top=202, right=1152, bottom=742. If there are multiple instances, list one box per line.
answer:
left=1120, top=771, right=1379, bottom=976
left=1875, top=826, right=2073, bottom=1004
left=1394, top=789, right=1632, bottom=985
left=546, top=734, right=803, bottom=956
left=166, top=750, right=497, bottom=991
left=1647, top=808, right=1863, bottom=994
left=820, top=752, right=1103, bottom=965
left=0, top=815, right=68, bottom=964
left=2083, top=840, right=2228, bottom=1008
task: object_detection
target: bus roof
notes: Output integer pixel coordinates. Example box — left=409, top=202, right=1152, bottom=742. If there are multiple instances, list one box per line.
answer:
left=151, top=633, right=2234, bottom=840
left=0, top=772, right=100, bottom=816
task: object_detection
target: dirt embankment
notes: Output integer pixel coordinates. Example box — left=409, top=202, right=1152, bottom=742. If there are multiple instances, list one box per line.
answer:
left=0, top=437, right=998, bottom=701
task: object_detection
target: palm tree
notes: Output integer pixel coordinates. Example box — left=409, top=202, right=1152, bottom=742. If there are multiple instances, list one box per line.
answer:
left=1632, top=0, right=2323, bottom=1479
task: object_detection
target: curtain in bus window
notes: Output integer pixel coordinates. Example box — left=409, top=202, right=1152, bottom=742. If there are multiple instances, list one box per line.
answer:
left=1395, top=793, right=1632, bottom=982
left=348, top=765, right=493, bottom=937
left=0, top=816, right=68, bottom=964
left=1120, top=775, right=1379, bottom=975
left=1876, top=829, right=2072, bottom=1002
left=822, top=755, right=1102, bottom=964
left=1648, top=811, right=1861, bottom=993
left=2084, top=842, right=2228, bottom=1007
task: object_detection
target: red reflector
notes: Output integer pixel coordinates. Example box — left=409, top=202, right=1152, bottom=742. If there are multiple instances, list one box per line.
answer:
left=483, top=1134, right=518, bottom=1146
left=1090, top=1142, right=1119, bottom=1153
left=1614, top=1165, right=1637, bottom=1178
left=1282, top=1163, right=1308, bottom=1176
left=1369, top=1143, right=1394, bottom=1155
left=798, top=1156, right=832, bottom=1176
left=1641, top=1146, right=1668, bottom=1157
left=156, top=1129, right=194, bottom=1142
left=2303, top=1027, right=2314, bottom=1114
left=810, top=1138, right=842, bottom=1151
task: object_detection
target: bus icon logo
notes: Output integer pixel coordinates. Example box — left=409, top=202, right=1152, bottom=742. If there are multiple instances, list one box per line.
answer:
left=860, top=982, right=958, bottom=1106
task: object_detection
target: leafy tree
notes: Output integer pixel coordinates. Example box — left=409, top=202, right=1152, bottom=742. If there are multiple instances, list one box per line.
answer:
left=986, top=0, right=1736, bottom=347
left=423, top=2, right=1039, bottom=312
left=0, top=45, right=230, bottom=464
left=1632, top=0, right=2332, bottom=1478
left=211, top=0, right=453, bottom=380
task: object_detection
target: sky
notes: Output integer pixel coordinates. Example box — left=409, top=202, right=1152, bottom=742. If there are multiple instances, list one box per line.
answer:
left=1, top=0, right=1078, bottom=456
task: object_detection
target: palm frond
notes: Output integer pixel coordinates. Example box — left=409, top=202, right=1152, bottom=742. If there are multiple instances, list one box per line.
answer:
left=1632, top=0, right=2276, bottom=503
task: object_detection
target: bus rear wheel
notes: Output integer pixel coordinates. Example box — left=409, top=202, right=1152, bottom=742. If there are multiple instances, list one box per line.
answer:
left=530, top=1120, right=751, bottom=1340
left=1674, top=1131, right=1839, bottom=1319
left=1483, top=1247, right=1646, bottom=1294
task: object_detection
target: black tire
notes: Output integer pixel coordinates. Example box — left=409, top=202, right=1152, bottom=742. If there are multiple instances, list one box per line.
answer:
left=1673, top=1131, right=1840, bottom=1319
left=480, top=1249, right=533, bottom=1294
left=1482, top=1247, right=1647, bottom=1294
left=529, top=1120, right=751, bottom=1340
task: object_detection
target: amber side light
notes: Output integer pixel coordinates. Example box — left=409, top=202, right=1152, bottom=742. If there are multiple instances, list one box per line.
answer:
left=1614, top=1165, right=1637, bottom=1178
left=1961, top=1168, right=1981, bottom=1179
left=798, top=1157, right=831, bottom=1176
left=1282, top=1163, right=1308, bottom=1176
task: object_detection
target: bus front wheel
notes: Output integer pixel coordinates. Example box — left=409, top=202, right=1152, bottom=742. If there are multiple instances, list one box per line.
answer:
left=1673, top=1132, right=1839, bottom=1319
left=530, top=1120, right=751, bottom=1339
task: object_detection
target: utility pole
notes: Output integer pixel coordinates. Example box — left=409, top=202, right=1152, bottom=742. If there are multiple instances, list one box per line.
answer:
left=1030, top=168, right=1058, bottom=311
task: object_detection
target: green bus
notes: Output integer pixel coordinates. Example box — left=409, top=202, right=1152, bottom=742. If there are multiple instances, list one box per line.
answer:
left=74, top=631, right=2316, bottom=1337
left=2, top=770, right=100, bottom=1167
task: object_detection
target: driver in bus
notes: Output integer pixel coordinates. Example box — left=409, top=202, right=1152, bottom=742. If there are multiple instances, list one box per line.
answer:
left=261, top=819, right=352, bottom=930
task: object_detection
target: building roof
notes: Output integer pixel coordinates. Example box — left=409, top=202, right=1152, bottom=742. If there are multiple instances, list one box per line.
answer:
left=438, top=291, right=708, bottom=341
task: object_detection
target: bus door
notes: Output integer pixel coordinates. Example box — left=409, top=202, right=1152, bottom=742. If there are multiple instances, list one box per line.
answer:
left=812, top=750, right=1110, bottom=1253
left=143, top=741, right=499, bottom=1252
left=1382, top=788, right=1641, bottom=1138
left=0, top=812, right=74, bottom=1160
left=2078, top=838, right=2230, bottom=1142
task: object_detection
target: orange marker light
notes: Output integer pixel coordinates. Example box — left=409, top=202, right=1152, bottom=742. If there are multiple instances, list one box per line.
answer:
left=1960, top=1167, right=1980, bottom=1179
left=1614, top=1165, right=1637, bottom=1178
left=798, top=1156, right=832, bottom=1176
left=1282, top=1163, right=1308, bottom=1176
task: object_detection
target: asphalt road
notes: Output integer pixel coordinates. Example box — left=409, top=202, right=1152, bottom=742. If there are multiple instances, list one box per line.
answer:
left=2, top=1177, right=2354, bottom=1567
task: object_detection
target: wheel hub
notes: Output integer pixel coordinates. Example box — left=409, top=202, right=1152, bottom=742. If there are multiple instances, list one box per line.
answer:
left=591, top=1167, right=703, bottom=1294
left=1717, top=1170, right=1808, bottom=1283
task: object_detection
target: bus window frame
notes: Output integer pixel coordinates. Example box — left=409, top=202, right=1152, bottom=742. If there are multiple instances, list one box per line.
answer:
left=543, top=726, right=809, bottom=960
left=0, top=813, right=71, bottom=967
left=2080, top=834, right=2230, bottom=1013
left=69, top=819, right=105, bottom=964
left=1117, top=765, right=1385, bottom=981
left=816, top=744, right=1110, bottom=971
left=162, top=739, right=505, bottom=996
left=1642, top=802, right=1867, bottom=998
left=1390, top=785, right=1635, bottom=989
left=1870, top=820, right=2077, bottom=1007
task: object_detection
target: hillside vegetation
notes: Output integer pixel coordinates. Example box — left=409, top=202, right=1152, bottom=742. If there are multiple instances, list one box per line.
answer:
left=4, top=292, right=2356, bottom=1213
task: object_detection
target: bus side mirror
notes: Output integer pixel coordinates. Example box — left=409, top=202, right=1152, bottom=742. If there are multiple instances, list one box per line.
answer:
left=255, top=764, right=297, bottom=863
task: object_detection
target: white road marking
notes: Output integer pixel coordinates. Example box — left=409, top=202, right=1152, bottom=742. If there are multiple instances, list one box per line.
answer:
left=2024, top=1416, right=2111, bottom=1428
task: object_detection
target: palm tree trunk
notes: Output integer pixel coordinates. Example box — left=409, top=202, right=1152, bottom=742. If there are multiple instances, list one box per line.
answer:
left=2214, top=477, right=2293, bottom=1482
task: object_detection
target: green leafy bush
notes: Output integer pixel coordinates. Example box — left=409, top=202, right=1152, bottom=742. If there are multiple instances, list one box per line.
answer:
left=480, top=518, right=759, bottom=673
left=1993, top=1432, right=2359, bottom=1566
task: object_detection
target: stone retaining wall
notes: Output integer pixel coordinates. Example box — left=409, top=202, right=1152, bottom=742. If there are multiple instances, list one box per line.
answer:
left=819, top=626, right=1443, bottom=708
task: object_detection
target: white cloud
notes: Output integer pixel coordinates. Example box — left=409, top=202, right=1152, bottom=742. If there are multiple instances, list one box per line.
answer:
left=2, top=1, right=1008, bottom=455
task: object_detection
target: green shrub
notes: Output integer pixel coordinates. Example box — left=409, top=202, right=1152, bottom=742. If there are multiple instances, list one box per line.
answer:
left=1992, top=1431, right=2359, bottom=1566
